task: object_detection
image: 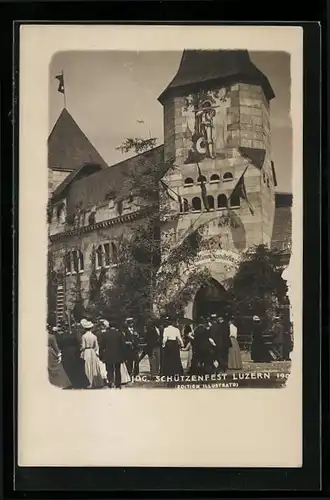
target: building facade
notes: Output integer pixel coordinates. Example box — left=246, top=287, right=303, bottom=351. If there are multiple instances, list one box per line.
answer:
left=48, top=50, right=292, bottom=324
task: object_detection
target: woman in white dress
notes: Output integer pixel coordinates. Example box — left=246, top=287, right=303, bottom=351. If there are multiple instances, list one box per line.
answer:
left=80, top=319, right=104, bottom=388
left=162, top=318, right=184, bottom=377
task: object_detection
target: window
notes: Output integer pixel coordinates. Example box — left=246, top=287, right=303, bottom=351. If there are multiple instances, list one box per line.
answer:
left=104, top=243, right=110, bottom=266
left=223, top=172, right=233, bottom=182
left=111, top=242, right=118, bottom=264
left=65, top=249, right=84, bottom=275
left=96, top=245, right=103, bottom=268
left=210, top=174, right=220, bottom=183
left=267, top=178, right=270, bottom=188
left=181, top=198, right=189, bottom=213
left=207, top=195, right=215, bottom=209
left=184, top=177, right=194, bottom=186
left=192, top=197, right=202, bottom=211
left=217, top=194, right=228, bottom=209
left=96, top=243, right=111, bottom=268
left=197, top=175, right=207, bottom=184
left=117, top=200, right=123, bottom=215
left=88, top=212, right=96, bottom=225
left=230, top=193, right=240, bottom=207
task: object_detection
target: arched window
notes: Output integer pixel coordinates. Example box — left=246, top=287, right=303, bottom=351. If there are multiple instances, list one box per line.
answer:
left=182, top=198, right=189, bottom=213
left=223, top=172, right=233, bottom=182
left=217, top=194, right=227, bottom=209
left=197, top=175, right=207, bottom=184
left=111, top=242, right=118, bottom=264
left=192, top=197, right=202, bottom=211
left=210, top=174, right=220, bottom=183
left=207, top=195, right=215, bottom=210
left=96, top=245, right=103, bottom=268
left=78, top=250, right=84, bottom=272
left=184, top=177, right=194, bottom=186
left=230, top=192, right=240, bottom=207
left=103, top=243, right=110, bottom=266
left=96, top=243, right=110, bottom=268
left=66, top=249, right=84, bottom=274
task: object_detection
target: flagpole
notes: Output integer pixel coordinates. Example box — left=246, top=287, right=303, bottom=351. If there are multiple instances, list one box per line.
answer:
left=62, top=70, right=67, bottom=109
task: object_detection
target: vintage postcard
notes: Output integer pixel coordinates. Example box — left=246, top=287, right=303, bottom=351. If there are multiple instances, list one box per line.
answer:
left=19, top=25, right=303, bottom=467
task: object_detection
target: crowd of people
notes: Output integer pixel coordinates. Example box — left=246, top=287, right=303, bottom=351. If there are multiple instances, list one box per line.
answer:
left=47, top=312, right=293, bottom=390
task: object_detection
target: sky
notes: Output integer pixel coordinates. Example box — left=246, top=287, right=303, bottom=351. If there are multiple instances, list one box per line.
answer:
left=49, top=50, right=292, bottom=192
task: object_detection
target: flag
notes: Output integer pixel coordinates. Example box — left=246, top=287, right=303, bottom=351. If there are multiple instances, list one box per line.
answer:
left=160, top=180, right=180, bottom=203
left=230, top=166, right=254, bottom=215
left=196, top=163, right=209, bottom=211
left=55, top=73, right=64, bottom=94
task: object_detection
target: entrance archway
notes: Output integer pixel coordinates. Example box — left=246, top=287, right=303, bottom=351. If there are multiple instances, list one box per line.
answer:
left=192, top=278, right=230, bottom=322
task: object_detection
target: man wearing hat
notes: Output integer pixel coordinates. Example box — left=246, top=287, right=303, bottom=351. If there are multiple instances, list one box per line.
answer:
left=250, top=315, right=272, bottom=362
left=122, top=317, right=141, bottom=377
left=99, top=319, right=127, bottom=388
left=193, top=316, right=215, bottom=375
left=209, top=313, right=231, bottom=372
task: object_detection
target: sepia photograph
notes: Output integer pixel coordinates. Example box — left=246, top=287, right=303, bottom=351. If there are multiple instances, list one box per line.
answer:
left=47, top=49, right=293, bottom=390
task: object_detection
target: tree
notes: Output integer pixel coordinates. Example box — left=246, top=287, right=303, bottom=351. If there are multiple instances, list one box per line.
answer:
left=95, top=135, right=212, bottom=326
left=228, top=244, right=289, bottom=329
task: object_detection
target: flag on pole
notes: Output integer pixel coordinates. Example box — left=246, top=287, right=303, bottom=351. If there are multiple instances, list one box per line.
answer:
left=230, top=165, right=254, bottom=214
left=196, top=163, right=209, bottom=211
left=160, top=180, right=180, bottom=204
left=55, top=73, right=64, bottom=94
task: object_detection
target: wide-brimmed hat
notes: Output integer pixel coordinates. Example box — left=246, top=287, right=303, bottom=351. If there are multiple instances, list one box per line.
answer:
left=126, top=317, right=133, bottom=322
left=253, top=315, right=261, bottom=321
left=100, top=319, right=109, bottom=328
left=80, top=318, right=94, bottom=329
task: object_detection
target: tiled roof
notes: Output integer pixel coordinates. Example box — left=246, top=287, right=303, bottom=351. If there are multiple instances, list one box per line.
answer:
left=158, top=50, right=275, bottom=103
left=52, top=163, right=103, bottom=203
left=48, top=108, right=108, bottom=171
left=66, top=144, right=166, bottom=214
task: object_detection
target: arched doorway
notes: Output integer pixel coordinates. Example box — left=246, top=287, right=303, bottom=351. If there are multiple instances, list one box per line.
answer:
left=192, top=278, right=230, bottom=322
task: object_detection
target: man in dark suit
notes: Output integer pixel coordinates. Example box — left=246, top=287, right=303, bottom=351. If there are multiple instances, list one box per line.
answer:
left=99, top=320, right=126, bottom=388
left=122, top=317, right=141, bottom=376
left=209, top=314, right=231, bottom=372
left=193, top=317, right=215, bottom=375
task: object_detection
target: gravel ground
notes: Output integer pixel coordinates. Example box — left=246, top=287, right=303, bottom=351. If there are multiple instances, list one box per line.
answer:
left=125, top=350, right=292, bottom=389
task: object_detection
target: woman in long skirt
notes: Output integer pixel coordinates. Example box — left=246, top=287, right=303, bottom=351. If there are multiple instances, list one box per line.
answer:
left=48, top=329, right=71, bottom=389
left=227, top=320, right=243, bottom=370
left=80, top=319, right=104, bottom=389
left=55, top=326, right=89, bottom=388
left=162, top=318, right=184, bottom=380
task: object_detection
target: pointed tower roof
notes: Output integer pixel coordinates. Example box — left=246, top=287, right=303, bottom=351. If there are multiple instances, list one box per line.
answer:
left=158, top=49, right=275, bottom=104
left=48, top=108, right=108, bottom=171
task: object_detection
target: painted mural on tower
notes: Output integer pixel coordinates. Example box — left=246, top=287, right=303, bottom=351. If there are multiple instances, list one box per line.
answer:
left=47, top=49, right=293, bottom=390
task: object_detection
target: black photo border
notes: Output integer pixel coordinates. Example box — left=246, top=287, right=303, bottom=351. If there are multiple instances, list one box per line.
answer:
left=1, top=5, right=325, bottom=497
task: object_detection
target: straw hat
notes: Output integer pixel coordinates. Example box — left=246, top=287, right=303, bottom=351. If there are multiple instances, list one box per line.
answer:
left=253, top=315, right=260, bottom=321
left=80, top=318, right=94, bottom=329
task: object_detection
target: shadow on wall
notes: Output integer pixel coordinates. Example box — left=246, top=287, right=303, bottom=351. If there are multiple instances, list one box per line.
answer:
left=229, top=212, right=246, bottom=252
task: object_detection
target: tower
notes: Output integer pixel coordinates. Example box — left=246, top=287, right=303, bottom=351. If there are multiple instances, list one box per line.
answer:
left=158, top=50, right=277, bottom=257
